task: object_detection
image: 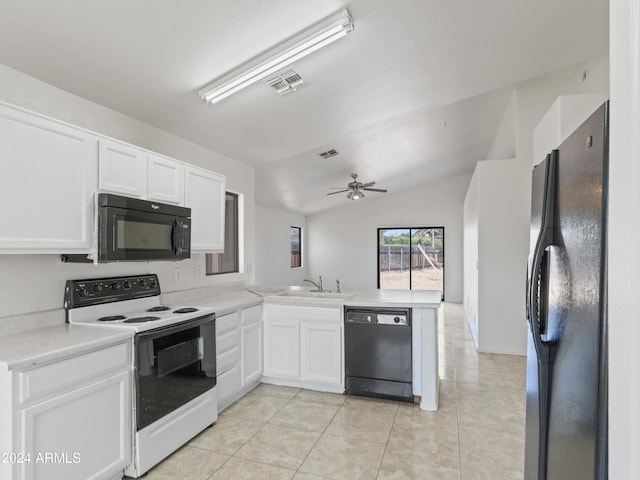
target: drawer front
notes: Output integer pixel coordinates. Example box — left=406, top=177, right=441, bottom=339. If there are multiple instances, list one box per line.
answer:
left=19, top=341, right=131, bottom=404
left=216, top=326, right=240, bottom=355
left=217, top=345, right=240, bottom=375
left=241, top=304, right=262, bottom=326
left=217, top=311, right=240, bottom=335
left=217, top=364, right=242, bottom=405
left=264, top=304, right=341, bottom=323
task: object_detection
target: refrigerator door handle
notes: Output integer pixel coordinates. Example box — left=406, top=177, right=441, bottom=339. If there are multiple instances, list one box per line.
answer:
left=528, top=228, right=554, bottom=350
left=528, top=149, right=558, bottom=352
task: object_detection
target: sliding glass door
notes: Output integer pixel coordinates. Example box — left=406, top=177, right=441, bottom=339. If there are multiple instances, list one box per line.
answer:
left=377, top=227, right=444, bottom=298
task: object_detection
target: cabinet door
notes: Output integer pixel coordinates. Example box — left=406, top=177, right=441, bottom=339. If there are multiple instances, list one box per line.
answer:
left=19, top=370, right=131, bottom=480
left=98, top=138, right=146, bottom=197
left=300, top=322, right=342, bottom=386
left=184, top=166, right=226, bottom=252
left=242, top=321, right=263, bottom=385
left=147, top=154, right=185, bottom=205
left=0, top=105, right=97, bottom=252
left=264, top=320, right=299, bottom=379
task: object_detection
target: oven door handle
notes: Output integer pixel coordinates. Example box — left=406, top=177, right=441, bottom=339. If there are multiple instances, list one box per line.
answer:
left=135, top=313, right=215, bottom=342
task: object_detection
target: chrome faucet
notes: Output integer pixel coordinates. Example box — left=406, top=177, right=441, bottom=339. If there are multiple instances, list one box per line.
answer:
left=303, top=275, right=323, bottom=292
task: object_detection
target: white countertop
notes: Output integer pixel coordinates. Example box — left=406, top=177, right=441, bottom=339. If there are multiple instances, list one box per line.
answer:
left=0, top=324, right=133, bottom=371
left=253, top=286, right=442, bottom=309
left=185, top=290, right=263, bottom=315
left=345, top=289, right=442, bottom=308
left=0, top=286, right=439, bottom=371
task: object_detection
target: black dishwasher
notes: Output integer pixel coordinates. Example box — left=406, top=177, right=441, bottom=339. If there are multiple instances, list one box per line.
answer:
left=344, top=306, right=412, bottom=402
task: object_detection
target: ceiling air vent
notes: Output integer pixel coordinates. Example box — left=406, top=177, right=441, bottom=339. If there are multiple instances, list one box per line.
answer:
left=318, top=149, right=339, bottom=159
left=267, top=70, right=304, bottom=96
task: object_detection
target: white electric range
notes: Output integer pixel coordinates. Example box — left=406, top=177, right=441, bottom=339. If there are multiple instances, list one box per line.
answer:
left=64, top=274, right=218, bottom=478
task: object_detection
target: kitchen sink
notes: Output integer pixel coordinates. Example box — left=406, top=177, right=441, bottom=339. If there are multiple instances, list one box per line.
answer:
left=273, top=291, right=356, bottom=300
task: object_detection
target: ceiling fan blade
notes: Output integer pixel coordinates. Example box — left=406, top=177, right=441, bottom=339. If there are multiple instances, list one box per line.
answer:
left=362, top=188, right=387, bottom=193
left=327, top=189, right=349, bottom=196
left=361, top=181, right=375, bottom=188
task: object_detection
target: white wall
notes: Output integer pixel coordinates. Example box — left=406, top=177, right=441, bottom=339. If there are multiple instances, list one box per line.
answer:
left=464, top=158, right=530, bottom=355
left=608, top=0, right=640, bottom=476
left=461, top=56, right=611, bottom=354
left=254, top=204, right=307, bottom=286
left=485, top=91, right=517, bottom=160
left=515, top=56, right=610, bottom=168
left=462, top=173, right=479, bottom=342
left=0, top=64, right=255, bottom=332
left=305, top=173, right=471, bottom=301
left=533, top=92, right=609, bottom=167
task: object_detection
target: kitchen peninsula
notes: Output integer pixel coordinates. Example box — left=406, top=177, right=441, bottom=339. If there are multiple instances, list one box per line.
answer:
left=255, top=287, right=442, bottom=411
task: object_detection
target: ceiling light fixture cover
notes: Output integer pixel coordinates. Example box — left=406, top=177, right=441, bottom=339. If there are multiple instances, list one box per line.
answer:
left=198, top=9, right=354, bottom=105
left=267, top=69, right=304, bottom=96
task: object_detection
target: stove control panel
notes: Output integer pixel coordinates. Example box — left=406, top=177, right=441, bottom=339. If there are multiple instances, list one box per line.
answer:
left=64, top=274, right=161, bottom=309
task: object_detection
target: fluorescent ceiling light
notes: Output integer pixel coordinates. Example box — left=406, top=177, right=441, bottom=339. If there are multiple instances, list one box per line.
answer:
left=198, top=9, right=354, bottom=105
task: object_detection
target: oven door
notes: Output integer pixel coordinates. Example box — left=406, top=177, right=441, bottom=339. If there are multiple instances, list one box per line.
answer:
left=135, top=314, right=216, bottom=430
left=98, top=205, right=190, bottom=262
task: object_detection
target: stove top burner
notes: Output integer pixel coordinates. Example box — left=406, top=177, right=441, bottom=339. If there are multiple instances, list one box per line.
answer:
left=98, top=315, right=127, bottom=322
left=173, top=307, right=198, bottom=314
left=123, top=316, right=162, bottom=323
left=147, top=306, right=171, bottom=312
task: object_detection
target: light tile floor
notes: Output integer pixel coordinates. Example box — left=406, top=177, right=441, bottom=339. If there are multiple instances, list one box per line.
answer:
left=139, top=303, right=526, bottom=480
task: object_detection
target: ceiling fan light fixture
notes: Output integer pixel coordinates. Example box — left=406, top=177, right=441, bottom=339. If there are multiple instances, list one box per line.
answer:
left=198, top=9, right=354, bottom=105
left=351, top=190, right=364, bottom=200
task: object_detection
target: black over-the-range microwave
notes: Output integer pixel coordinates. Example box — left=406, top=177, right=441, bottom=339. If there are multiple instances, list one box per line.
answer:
left=96, top=193, right=191, bottom=262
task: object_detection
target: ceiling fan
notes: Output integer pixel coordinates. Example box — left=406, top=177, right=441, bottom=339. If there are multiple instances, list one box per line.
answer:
left=327, top=173, right=388, bottom=200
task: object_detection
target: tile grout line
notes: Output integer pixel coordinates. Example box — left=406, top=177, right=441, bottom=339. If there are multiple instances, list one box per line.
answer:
left=290, top=389, right=345, bottom=479
left=207, top=387, right=299, bottom=478
left=374, top=401, right=400, bottom=479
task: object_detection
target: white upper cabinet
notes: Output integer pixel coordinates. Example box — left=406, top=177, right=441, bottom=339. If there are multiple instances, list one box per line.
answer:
left=147, top=154, right=185, bottom=205
left=0, top=103, right=97, bottom=253
left=184, top=166, right=226, bottom=252
left=98, top=138, right=147, bottom=198
left=0, top=100, right=227, bottom=256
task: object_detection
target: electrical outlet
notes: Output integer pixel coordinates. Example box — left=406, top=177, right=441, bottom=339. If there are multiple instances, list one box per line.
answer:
left=194, top=266, right=202, bottom=279
left=174, top=267, right=183, bottom=282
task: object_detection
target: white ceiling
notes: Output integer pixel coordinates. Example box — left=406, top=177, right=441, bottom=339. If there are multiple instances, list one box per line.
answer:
left=0, top=0, right=608, bottom=215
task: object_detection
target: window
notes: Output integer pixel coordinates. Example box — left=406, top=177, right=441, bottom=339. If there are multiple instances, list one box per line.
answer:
left=206, top=192, right=238, bottom=275
left=290, top=226, right=301, bottom=268
left=377, top=227, right=444, bottom=298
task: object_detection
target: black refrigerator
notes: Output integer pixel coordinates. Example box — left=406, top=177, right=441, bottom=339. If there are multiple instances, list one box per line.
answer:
left=525, top=101, right=608, bottom=480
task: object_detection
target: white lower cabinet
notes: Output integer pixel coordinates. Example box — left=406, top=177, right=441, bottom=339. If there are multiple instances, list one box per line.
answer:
left=264, top=320, right=299, bottom=379
left=241, top=306, right=263, bottom=386
left=215, top=305, right=263, bottom=412
left=0, top=340, right=132, bottom=480
left=216, top=364, right=242, bottom=407
left=263, top=304, right=343, bottom=393
left=300, top=322, right=342, bottom=385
